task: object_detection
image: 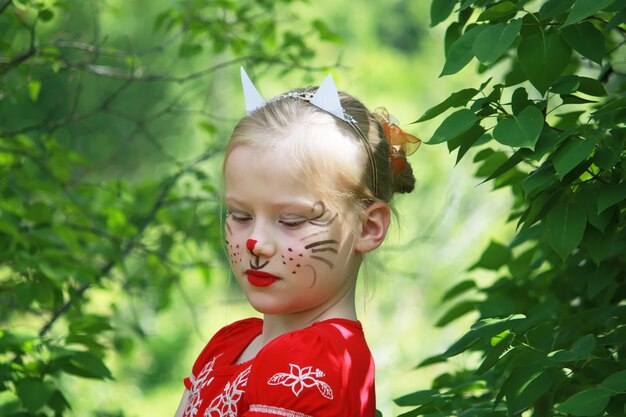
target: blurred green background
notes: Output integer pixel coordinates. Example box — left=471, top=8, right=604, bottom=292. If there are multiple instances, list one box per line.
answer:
left=1, top=0, right=513, bottom=416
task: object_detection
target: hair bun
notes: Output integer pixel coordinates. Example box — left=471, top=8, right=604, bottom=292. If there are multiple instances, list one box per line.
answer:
left=392, top=158, right=416, bottom=194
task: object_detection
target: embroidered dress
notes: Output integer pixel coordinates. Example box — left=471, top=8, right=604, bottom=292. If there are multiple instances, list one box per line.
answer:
left=183, top=318, right=375, bottom=417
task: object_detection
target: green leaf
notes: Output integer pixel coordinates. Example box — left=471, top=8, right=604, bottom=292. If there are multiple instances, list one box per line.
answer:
left=548, top=334, right=595, bottom=362
left=561, top=94, right=597, bottom=105
left=576, top=187, right=613, bottom=231
left=415, top=354, right=446, bottom=369
left=563, top=0, right=615, bottom=27
left=556, top=387, right=611, bottom=416
left=428, top=109, right=477, bottom=144
left=61, top=351, right=113, bottom=379
left=592, top=96, right=626, bottom=119
left=413, top=88, right=479, bottom=123
left=600, top=370, right=626, bottom=392
left=539, top=0, right=575, bottom=20
left=518, top=32, right=571, bottom=94
left=577, top=77, right=607, bottom=96
left=27, top=80, right=41, bottom=102
left=522, top=164, right=557, bottom=197
left=475, top=333, right=514, bottom=375
left=606, top=8, right=626, bottom=31
left=493, top=106, right=544, bottom=149
left=38, top=8, right=54, bottom=21
left=444, top=22, right=462, bottom=56
left=178, top=43, right=203, bottom=58
left=505, top=367, right=555, bottom=415
left=450, top=123, right=486, bottom=164
left=441, top=25, right=486, bottom=76
left=545, top=200, right=587, bottom=260
left=443, top=315, right=527, bottom=358
left=511, top=87, right=532, bottom=114
left=394, top=389, right=440, bottom=406
left=431, top=0, right=458, bottom=26
left=474, top=150, right=507, bottom=177
left=597, top=182, right=626, bottom=213
left=561, top=21, right=604, bottom=65
left=472, top=19, right=522, bottom=66
left=312, top=19, right=341, bottom=42
left=481, top=149, right=524, bottom=184
left=15, top=378, right=55, bottom=412
left=441, top=279, right=476, bottom=302
left=553, top=136, right=597, bottom=179
left=477, top=1, right=518, bottom=21
left=436, top=300, right=478, bottom=327
left=471, top=240, right=511, bottom=270
left=551, top=75, right=580, bottom=94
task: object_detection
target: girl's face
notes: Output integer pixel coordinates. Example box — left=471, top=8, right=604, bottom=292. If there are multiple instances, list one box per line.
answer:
left=223, top=145, right=361, bottom=317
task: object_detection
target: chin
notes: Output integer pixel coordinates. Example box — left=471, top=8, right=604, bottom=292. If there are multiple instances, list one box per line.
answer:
left=246, top=298, right=303, bottom=316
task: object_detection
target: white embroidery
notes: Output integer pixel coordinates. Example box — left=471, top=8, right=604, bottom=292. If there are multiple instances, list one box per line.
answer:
left=267, top=363, right=334, bottom=400
left=204, top=365, right=251, bottom=417
left=184, top=354, right=222, bottom=417
left=249, top=404, right=312, bottom=417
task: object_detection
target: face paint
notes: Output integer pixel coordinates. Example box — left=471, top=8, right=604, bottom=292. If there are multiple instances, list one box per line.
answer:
left=246, top=239, right=257, bottom=252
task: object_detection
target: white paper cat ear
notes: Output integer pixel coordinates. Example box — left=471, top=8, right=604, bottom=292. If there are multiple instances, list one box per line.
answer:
left=309, top=74, right=347, bottom=121
left=240, top=67, right=266, bottom=113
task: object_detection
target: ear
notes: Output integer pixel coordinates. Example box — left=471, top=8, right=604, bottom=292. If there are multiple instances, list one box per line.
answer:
left=354, top=201, right=391, bottom=253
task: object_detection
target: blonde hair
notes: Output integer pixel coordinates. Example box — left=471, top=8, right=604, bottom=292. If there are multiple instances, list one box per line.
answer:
left=224, top=86, right=415, bottom=213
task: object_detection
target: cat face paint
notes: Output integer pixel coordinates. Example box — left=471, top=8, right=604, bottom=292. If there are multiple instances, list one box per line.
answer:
left=224, top=146, right=361, bottom=317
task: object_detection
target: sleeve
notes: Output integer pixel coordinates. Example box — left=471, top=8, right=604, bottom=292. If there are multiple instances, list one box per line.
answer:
left=243, top=330, right=346, bottom=417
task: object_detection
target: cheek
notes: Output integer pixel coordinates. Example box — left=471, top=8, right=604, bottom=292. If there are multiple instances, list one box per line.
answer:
left=281, top=245, right=307, bottom=275
left=225, top=222, right=244, bottom=266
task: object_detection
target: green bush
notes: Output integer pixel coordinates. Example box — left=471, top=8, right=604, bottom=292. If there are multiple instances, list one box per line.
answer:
left=397, top=1, right=626, bottom=416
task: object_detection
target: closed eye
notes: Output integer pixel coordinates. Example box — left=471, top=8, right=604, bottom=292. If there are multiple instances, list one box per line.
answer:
left=227, top=210, right=252, bottom=224
left=279, top=218, right=307, bottom=229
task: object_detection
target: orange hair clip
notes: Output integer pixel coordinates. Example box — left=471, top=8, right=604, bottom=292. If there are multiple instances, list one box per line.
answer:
left=373, top=107, right=421, bottom=175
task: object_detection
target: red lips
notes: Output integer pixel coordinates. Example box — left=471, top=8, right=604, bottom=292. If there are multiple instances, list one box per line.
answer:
left=246, top=269, right=279, bottom=287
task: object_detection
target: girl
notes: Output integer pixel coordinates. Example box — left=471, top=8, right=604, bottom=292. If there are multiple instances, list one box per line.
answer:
left=174, top=68, right=418, bottom=417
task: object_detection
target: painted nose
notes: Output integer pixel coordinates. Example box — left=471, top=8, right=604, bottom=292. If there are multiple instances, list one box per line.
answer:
left=246, top=237, right=275, bottom=257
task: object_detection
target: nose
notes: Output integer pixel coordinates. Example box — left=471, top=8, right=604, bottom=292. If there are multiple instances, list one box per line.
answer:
left=246, top=222, right=276, bottom=258
left=246, top=238, right=276, bottom=257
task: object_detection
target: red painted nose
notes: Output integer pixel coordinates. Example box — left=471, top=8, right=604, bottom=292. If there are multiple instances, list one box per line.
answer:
left=246, top=239, right=257, bottom=252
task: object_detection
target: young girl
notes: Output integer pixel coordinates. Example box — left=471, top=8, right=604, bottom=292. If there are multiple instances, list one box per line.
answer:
left=174, top=68, right=418, bottom=417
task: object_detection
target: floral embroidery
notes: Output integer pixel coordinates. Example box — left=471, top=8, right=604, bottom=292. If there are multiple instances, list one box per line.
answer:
left=249, top=404, right=312, bottom=417
left=184, top=354, right=222, bottom=417
left=204, top=365, right=251, bottom=417
left=267, top=363, right=334, bottom=400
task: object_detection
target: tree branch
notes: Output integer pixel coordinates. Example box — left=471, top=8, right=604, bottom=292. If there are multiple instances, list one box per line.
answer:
left=0, top=0, right=11, bottom=16
left=38, top=148, right=220, bottom=337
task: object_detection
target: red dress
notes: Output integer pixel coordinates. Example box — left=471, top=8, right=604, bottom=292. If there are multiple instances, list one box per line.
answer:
left=182, top=318, right=375, bottom=417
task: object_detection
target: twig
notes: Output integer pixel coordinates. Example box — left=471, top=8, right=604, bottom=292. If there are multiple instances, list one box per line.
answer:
left=0, top=0, right=10, bottom=15
left=38, top=148, right=219, bottom=337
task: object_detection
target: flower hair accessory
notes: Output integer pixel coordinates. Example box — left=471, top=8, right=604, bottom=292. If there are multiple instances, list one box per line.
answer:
left=373, top=107, right=421, bottom=175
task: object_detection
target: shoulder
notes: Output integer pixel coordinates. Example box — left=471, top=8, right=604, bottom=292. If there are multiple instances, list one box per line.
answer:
left=243, top=319, right=375, bottom=417
left=212, top=317, right=263, bottom=343
left=261, top=318, right=369, bottom=359
left=187, top=318, right=262, bottom=378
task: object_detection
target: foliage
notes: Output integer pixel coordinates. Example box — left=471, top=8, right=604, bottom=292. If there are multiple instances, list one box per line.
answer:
left=398, top=0, right=626, bottom=416
left=0, top=0, right=338, bottom=415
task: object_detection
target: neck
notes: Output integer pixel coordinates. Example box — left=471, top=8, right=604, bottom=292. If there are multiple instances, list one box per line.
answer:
left=258, top=282, right=358, bottom=345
